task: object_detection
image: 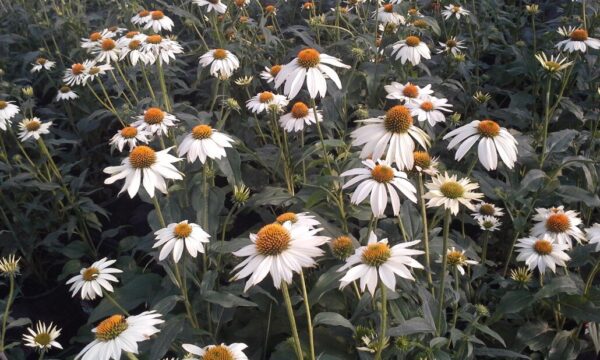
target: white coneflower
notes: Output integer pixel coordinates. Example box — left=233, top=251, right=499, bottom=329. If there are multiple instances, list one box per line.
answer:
left=93, top=38, right=120, bottom=63
left=0, top=100, right=19, bottom=130
left=109, top=126, right=150, bottom=152
left=275, top=48, right=350, bottom=99
left=193, top=0, right=228, bottom=13
left=142, top=35, right=184, bottom=65
left=153, top=220, right=210, bottom=262
left=391, top=35, right=431, bottom=66
left=442, top=4, right=471, bottom=20
left=556, top=27, right=600, bottom=53
left=199, top=48, right=240, bottom=79
left=477, top=216, right=501, bottom=232
left=534, top=52, right=573, bottom=78
left=63, top=60, right=94, bottom=86
left=30, top=57, right=56, bottom=73
left=438, top=247, right=477, bottom=275
left=274, top=212, right=321, bottom=229
left=406, top=96, right=452, bottom=126
left=119, top=32, right=155, bottom=66
left=144, top=10, right=175, bottom=32
left=75, top=312, right=163, bottom=360
left=340, top=159, right=417, bottom=217
left=515, top=235, right=570, bottom=274
left=66, top=258, right=122, bottom=300
left=84, top=63, right=114, bottom=85
left=0, top=254, right=20, bottom=276
left=339, top=232, right=424, bottom=295
left=472, top=202, right=504, bottom=220
left=18, top=118, right=52, bottom=142
left=132, top=107, right=179, bottom=136
left=55, top=85, right=78, bottom=102
left=585, top=224, right=600, bottom=252
left=232, top=222, right=329, bottom=291
left=182, top=343, right=248, bottom=360
left=410, top=151, right=439, bottom=175
left=131, top=9, right=151, bottom=25
left=530, top=206, right=585, bottom=248
left=279, top=101, right=322, bottom=132
left=350, top=105, right=431, bottom=170
left=385, top=82, right=433, bottom=104
left=437, top=37, right=466, bottom=55
left=260, top=64, right=283, bottom=83
left=423, top=172, right=483, bottom=215
left=443, top=119, right=518, bottom=171
left=103, top=146, right=183, bottom=198
left=81, top=30, right=113, bottom=52
left=178, top=124, right=235, bottom=164
left=374, top=4, right=405, bottom=26
left=246, top=91, right=289, bottom=114
left=23, top=322, right=62, bottom=353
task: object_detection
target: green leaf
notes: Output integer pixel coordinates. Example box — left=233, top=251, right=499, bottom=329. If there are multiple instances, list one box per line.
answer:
left=148, top=316, right=185, bottom=360
left=473, top=348, right=530, bottom=359
left=387, top=317, right=435, bottom=336
left=559, top=294, right=600, bottom=323
left=313, top=312, right=354, bottom=330
left=534, top=276, right=581, bottom=300
left=202, top=290, right=258, bottom=308
left=493, top=290, right=534, bottom=318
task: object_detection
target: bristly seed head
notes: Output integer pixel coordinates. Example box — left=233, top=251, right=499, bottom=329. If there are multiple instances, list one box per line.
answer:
left=276, top=212, right=297, bottom=224
left=82, top=267, right=99, bottom=281
left=270, top=65, right=282, bottom=76
left=120, top=126, right=138, bottom=139
left=213, top=48, right=228, bottom=60
left=384, top=105, right=413, bottom=133
left=174, top=222, right=193, bottom=238
left=192, top=124, right=213, bottom=140
left=129, top=145, right=157, bottom=169
left=89, top=32, right=102, bottom=41
left=25, top=119, right=41, bottom=132
left=255, top=223, right=291, bottom=256
left=146, top=35, right=162, bottom=44
left=101, top=38, right=116, bottom=51
left=144, top=108, right=165, bottom=125
left=258, top=91, right=274, bottom=103
left=371, top=164, right=395, bottom=183
left=71, top=63, right=85, bottom=75
left=570, top=29, right=588, bottom=41
left=533, top=239, right=553, bottom=255
left=291, top=102, right=309, bottom=118
left=405, top=35, right=421, bottom=47
left=297, top=48, right=321, bottom=68
left=546, top=213, right=570, bottom=233
left=203, top=345, right=235, bottom=360
left=362, top=242, right=391, bottom=267
left=95, top=315, right=128, bottom=342
left=331, top=236, right=354, bottom=260
left=477, top=119, right=500, bottom=137
left=440, top=181, right=464, bottom=199
left=151, top=10, right=165, bottom=20
left=413, top=151, right=431, bottom=169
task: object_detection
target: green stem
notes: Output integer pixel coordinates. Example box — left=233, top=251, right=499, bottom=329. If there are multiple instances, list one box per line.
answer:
left=436, top=210, right=451, bottom=335
left=115, top=61, right=139, bottom=104
left=0, top=275, right=15, bottom=352
left=450, top=267, right=460, bottom=332
left=281, top=282, right=303, bottom=360
left=502, top=230, right=521, bottom=277
left=481, top=231, right=489, bottom=265
left=311, top=100, right=333, bottom=174
left=157, top=61, right=172, bottom=112
left=125, top=352, right=140, bottom=360
left=151, top=196, right=167, bottom=228
left=397, top=214, right=408, bottom=241
left=173, top=261, right=199, bottom=328
left=374, top=283, right=387, bottom=360
left=539, top=77, right=552, bottom=168
left=300, top=271, right=315, bottom=360
left=103, top=291, right=130, bottom=316
left=418, top=174, right=433, bottom=292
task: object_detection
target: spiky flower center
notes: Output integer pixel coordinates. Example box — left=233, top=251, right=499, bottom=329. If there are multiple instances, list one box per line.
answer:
left=235, top=0, right=246, bottom=7
left=533, top=239, right=553, bottom=255
left=59, top=86, right=71, bottom=93
left=383, top=4, right=393, bottom=12
left=384, top=105, right=413, bottom=133
left=0, top=101, right=6, bottom=110
left=71, top=63, right=85, bottom=75
left=213, top=49, right=228, bottom=60
left=89, top=67, right=101, bottom=75
left=452, top=5, right=461, bottom=12
left=546, top=213, right=570, bottom=233
left=332, top=236, right=354, bottom=259
left=270, top=65, right=282, bottom=76
left=371, top=164, right=395, bottom=183
left=204, top=345, right=234, bottom=360
left=151, top=10, right=164, bottom=20
left=125, top=31, right=139, bottom=38
left=101, top=39, right=116, bottom=51
left=120, top=126, right=138, bottom=139
left=34, top=333, right=51, bottom=346
left=276, top=212, right=297, bottom=224
left=36, top=57, right=47, bottom=65
left=129, top=145, right=157, bottom=169
left=413, top=19, right=428, bottom=28
left=174, top=222, right=192, bottom=238
left=192, top=124, right=213, bottom=140
left=138, top=10, right=150, bottom=17
left=144, top=108, right=165, bottom=124
left=146, top=35, right=162, bottom=44
left=95, top=315, right=128, bottom=342
left=477, top=120, right=500, bottom=137
left=129, top=40, right=142, bottom=50
left=446, top=39, right=457, bottom=48
left=402, top=84, right=419, bottom=98
left=255, top=223, right=291, bottom=256
left=482, top=220, right=495, bottom=229
left=405, top=35, right=421, bottom=47
left=440, top=181, right=464, bottom=199
left=82, top=267, right=99, bottom=281
left=89, top=32, right=102, bottom=41
left=570, top=29, right=588, bottom=41
left=265, top=5, right=276, bottom=13
left=479, top=204, right=495, bottom=216
left=420, top=101, right=434, bottom=111
left=303, top=2, right=314, bottom=9
left=544, top=61, right=562, bottom=72
left=291, top=102, right=309, bottom=118
left=259, top=91, right=274, bottom=103
left=362, top=243, right=391, bottom=267
left=446, top=250, right=465, bottom=266
left=413, top=151, right=431, bottom=168
left=25, top=120, right=41, bottom=132
left=297, top=48, right=321, bottom=68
